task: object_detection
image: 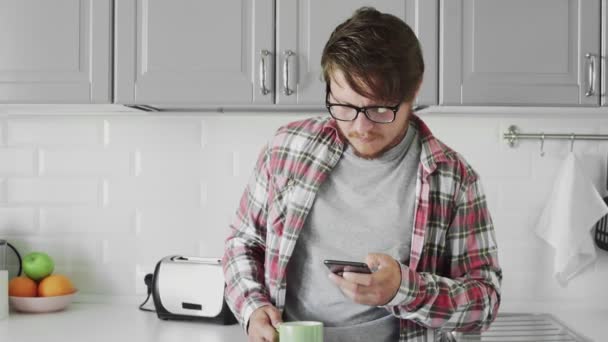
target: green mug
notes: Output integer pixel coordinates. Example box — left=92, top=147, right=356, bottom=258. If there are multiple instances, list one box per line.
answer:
left=278, top=321, right=323, bottom=342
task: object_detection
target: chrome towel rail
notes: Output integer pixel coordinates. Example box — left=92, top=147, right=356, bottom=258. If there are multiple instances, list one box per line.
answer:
left=446, top=313, right=591, bottom=342
left=504, top=125, right=608, bottom=148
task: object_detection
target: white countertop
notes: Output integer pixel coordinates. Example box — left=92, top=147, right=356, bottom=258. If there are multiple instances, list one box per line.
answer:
left=1, top=302, right=246, bottom=342
left=1, top=300, right=605, bottom=342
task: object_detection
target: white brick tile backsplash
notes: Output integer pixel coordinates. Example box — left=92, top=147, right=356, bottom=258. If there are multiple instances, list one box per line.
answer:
left=499, top=245, right=553, bottom=270
left=497, top=179, right=547, bottom=215
left=7, top=178, right=99, bottom=204
left=101, top=237, right=136, bottom=266
left=8, top=238, right=72, bottom=267
left=480, top=181, right=500, bottom=224
left=464, top=147, right=533, bottom=180
left=206, top=173, right=247, bottom=216
left=40, top=148, right=132, bottom=176
left=137, top=207, right=228, bottom=257
left=422, top=116, right=501, bottom=150
left=40, top=208, right=133, bottom=234
left=492, top=211, right=538, bottom=248
left=107, top=117, right=203, bottom=147
left=136, top=236, right=199, bottom=268
left=136, top=208, right=203, bottom=236
left=200, top=119, right=208, bottom=149
left=0, top=119, right=5, bottom=145
left=0, top=148, right=36, bottom=176
left=4, top=112, right=608, bottom=307
left=66, top=239, right=101, bottom=270
left=0, top=178, right=5, bottom=203
left=199, top=237, right=229, bottom=258
left=500, top=270, right=549, bottom=301
left=0, top=207, right=37, bottom=235
left=71, top=269, right=135, bottom=295
left=7, top=119, right=102, bottom=146
left=135, top=265, right=154, bottom=295
left=200, top=181, right=208, bottom=207
left=107, top=177, right=201, bottom=208
left=137, top=148, right=203, bottom=178
left=232, top=151, right=240, bottom=177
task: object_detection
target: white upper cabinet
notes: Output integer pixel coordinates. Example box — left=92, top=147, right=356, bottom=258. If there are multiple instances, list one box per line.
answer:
left=0, top=0, right=112, bottom=103
left=114, top=0, right=437, bottom=107
left=114, top=0, right=274, bottom=106
left=276, top=0, right=438, bottom=106
left=441, top=0, right=601, bottom=106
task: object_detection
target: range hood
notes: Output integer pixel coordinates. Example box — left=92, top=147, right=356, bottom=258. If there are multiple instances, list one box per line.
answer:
left=0, top=104, right=147, bottom=115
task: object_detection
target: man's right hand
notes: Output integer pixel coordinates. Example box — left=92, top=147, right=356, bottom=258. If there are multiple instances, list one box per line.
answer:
left=247, top=305, right=283, bottom=342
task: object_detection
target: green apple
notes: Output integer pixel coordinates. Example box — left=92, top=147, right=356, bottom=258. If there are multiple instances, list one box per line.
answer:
left=22, top=252, right=55, bottom=281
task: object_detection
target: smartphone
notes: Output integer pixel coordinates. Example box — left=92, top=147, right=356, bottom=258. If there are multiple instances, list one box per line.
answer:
left=323, top=259, right=372, bottom=275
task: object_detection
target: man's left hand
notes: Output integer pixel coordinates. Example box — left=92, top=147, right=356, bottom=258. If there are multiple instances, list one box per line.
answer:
left=328, top=253, right=402, bottom=306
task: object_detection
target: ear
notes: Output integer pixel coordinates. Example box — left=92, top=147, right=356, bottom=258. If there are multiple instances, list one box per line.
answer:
left=413, top=78, right=423, bottom=99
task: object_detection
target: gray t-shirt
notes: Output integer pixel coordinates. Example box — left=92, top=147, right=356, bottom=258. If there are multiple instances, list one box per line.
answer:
left=284, top=121, right=421, bottom=342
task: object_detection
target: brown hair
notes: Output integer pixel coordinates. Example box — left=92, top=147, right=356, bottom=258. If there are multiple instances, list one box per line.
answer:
left=321, top=7, right=424, bottom=104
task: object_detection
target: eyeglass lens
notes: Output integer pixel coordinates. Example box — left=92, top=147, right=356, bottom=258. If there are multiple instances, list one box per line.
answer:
left=328, top=106, right=395, bottom=123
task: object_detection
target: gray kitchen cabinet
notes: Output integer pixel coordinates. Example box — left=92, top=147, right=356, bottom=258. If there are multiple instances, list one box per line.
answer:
left=441, top=0, right=601, bottom=106
left=115, top=0, right=437, bottom=107
left=603, top=0, right=607, bottom=106
left=114, top=0, right=274, bottom=106
left=0, top=0, right=112, bottom=104
left=276, top=0, right=438, bottom=106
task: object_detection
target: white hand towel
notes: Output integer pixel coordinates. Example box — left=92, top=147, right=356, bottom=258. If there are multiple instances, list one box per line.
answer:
left=535, top=153, right=608, bottom=287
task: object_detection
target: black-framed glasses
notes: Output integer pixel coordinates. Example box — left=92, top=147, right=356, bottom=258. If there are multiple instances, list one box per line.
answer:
left=325, top=85, right=401, bottom=124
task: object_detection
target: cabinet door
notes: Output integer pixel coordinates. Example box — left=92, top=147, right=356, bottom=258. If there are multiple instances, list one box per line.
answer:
left=603, top=0, right=607, bottom=106
left=115, top=0, right=274, bottom=106
left=0, top=0, right=111, bottom=103
left=441, top=0, right=601, bottom=106
left=276, top=0, right=438, bottom=106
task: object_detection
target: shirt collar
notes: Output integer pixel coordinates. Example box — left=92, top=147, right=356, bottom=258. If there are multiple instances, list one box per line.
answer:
left=322, top=114, right=452, bottom=175
left=410, top=114, right=453, bottom=175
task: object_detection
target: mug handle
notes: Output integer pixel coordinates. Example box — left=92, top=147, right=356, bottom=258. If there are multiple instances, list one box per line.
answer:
left=7, top=242, right=22, bottom=276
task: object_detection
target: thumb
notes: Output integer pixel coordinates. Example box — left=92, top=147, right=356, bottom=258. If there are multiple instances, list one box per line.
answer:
left=265, top=306, right=283, bottom=328
left=366, top=253, right=394, bottom=270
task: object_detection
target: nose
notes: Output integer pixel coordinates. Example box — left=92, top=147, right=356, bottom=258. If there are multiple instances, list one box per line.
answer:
left=352, top=110, right=375, bottom=133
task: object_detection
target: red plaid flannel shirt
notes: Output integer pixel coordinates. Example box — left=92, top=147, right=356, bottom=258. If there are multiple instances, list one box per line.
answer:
left=223, top=114, right=502, bottom=341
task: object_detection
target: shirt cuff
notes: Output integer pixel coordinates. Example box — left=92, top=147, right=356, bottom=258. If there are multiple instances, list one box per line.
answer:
left=242, top=297, right=273, bottom=333
left=382, top=262, right=423, bottom=308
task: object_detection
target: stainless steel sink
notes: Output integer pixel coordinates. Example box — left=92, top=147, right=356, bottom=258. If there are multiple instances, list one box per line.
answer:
left=436, top=313, right=590, bottom=342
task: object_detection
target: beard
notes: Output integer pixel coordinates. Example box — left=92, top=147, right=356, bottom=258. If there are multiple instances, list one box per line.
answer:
left=336, top=124, right=409, bottom=160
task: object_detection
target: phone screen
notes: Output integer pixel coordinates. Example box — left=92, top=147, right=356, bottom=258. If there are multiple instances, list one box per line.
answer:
left=323, top=259, right=372, bottom=275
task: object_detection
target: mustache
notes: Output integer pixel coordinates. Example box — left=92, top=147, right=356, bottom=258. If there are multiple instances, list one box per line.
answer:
left=348, top=131, right=382, bottom=140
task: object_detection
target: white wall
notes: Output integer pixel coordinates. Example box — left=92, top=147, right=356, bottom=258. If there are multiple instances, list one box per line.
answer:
left=1, top=111, right=607, bottom=310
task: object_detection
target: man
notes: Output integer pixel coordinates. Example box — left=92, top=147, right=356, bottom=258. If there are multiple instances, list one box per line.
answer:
left=223, top=7, right=501, bottom=342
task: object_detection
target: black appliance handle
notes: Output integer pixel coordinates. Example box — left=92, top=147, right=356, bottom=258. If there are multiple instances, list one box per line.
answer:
left=6, top=242, right=22, bottom=276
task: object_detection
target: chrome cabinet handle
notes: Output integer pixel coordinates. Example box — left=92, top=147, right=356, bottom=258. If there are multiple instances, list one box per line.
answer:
left=259, top=50, right=271, bottom=95
left=585, top=53, right=596, bottom=97
left=282, top=50, right=295, bottom=96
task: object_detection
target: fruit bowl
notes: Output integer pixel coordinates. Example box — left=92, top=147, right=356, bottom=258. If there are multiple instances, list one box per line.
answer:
left=9, top=290, right=78, bottom=313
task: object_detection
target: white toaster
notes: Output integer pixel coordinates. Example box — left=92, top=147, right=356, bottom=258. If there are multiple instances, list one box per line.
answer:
left=151, top=255, right=236, bottom=324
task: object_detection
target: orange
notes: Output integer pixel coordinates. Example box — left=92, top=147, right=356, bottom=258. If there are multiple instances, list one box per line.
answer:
left=38, top=274, right=75, bottom=297
left=9, top=276, right=38, bottom=297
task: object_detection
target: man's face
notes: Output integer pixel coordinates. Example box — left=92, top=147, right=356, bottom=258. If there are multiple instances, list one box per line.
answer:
left=328, top=71, right=415, bottom=159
